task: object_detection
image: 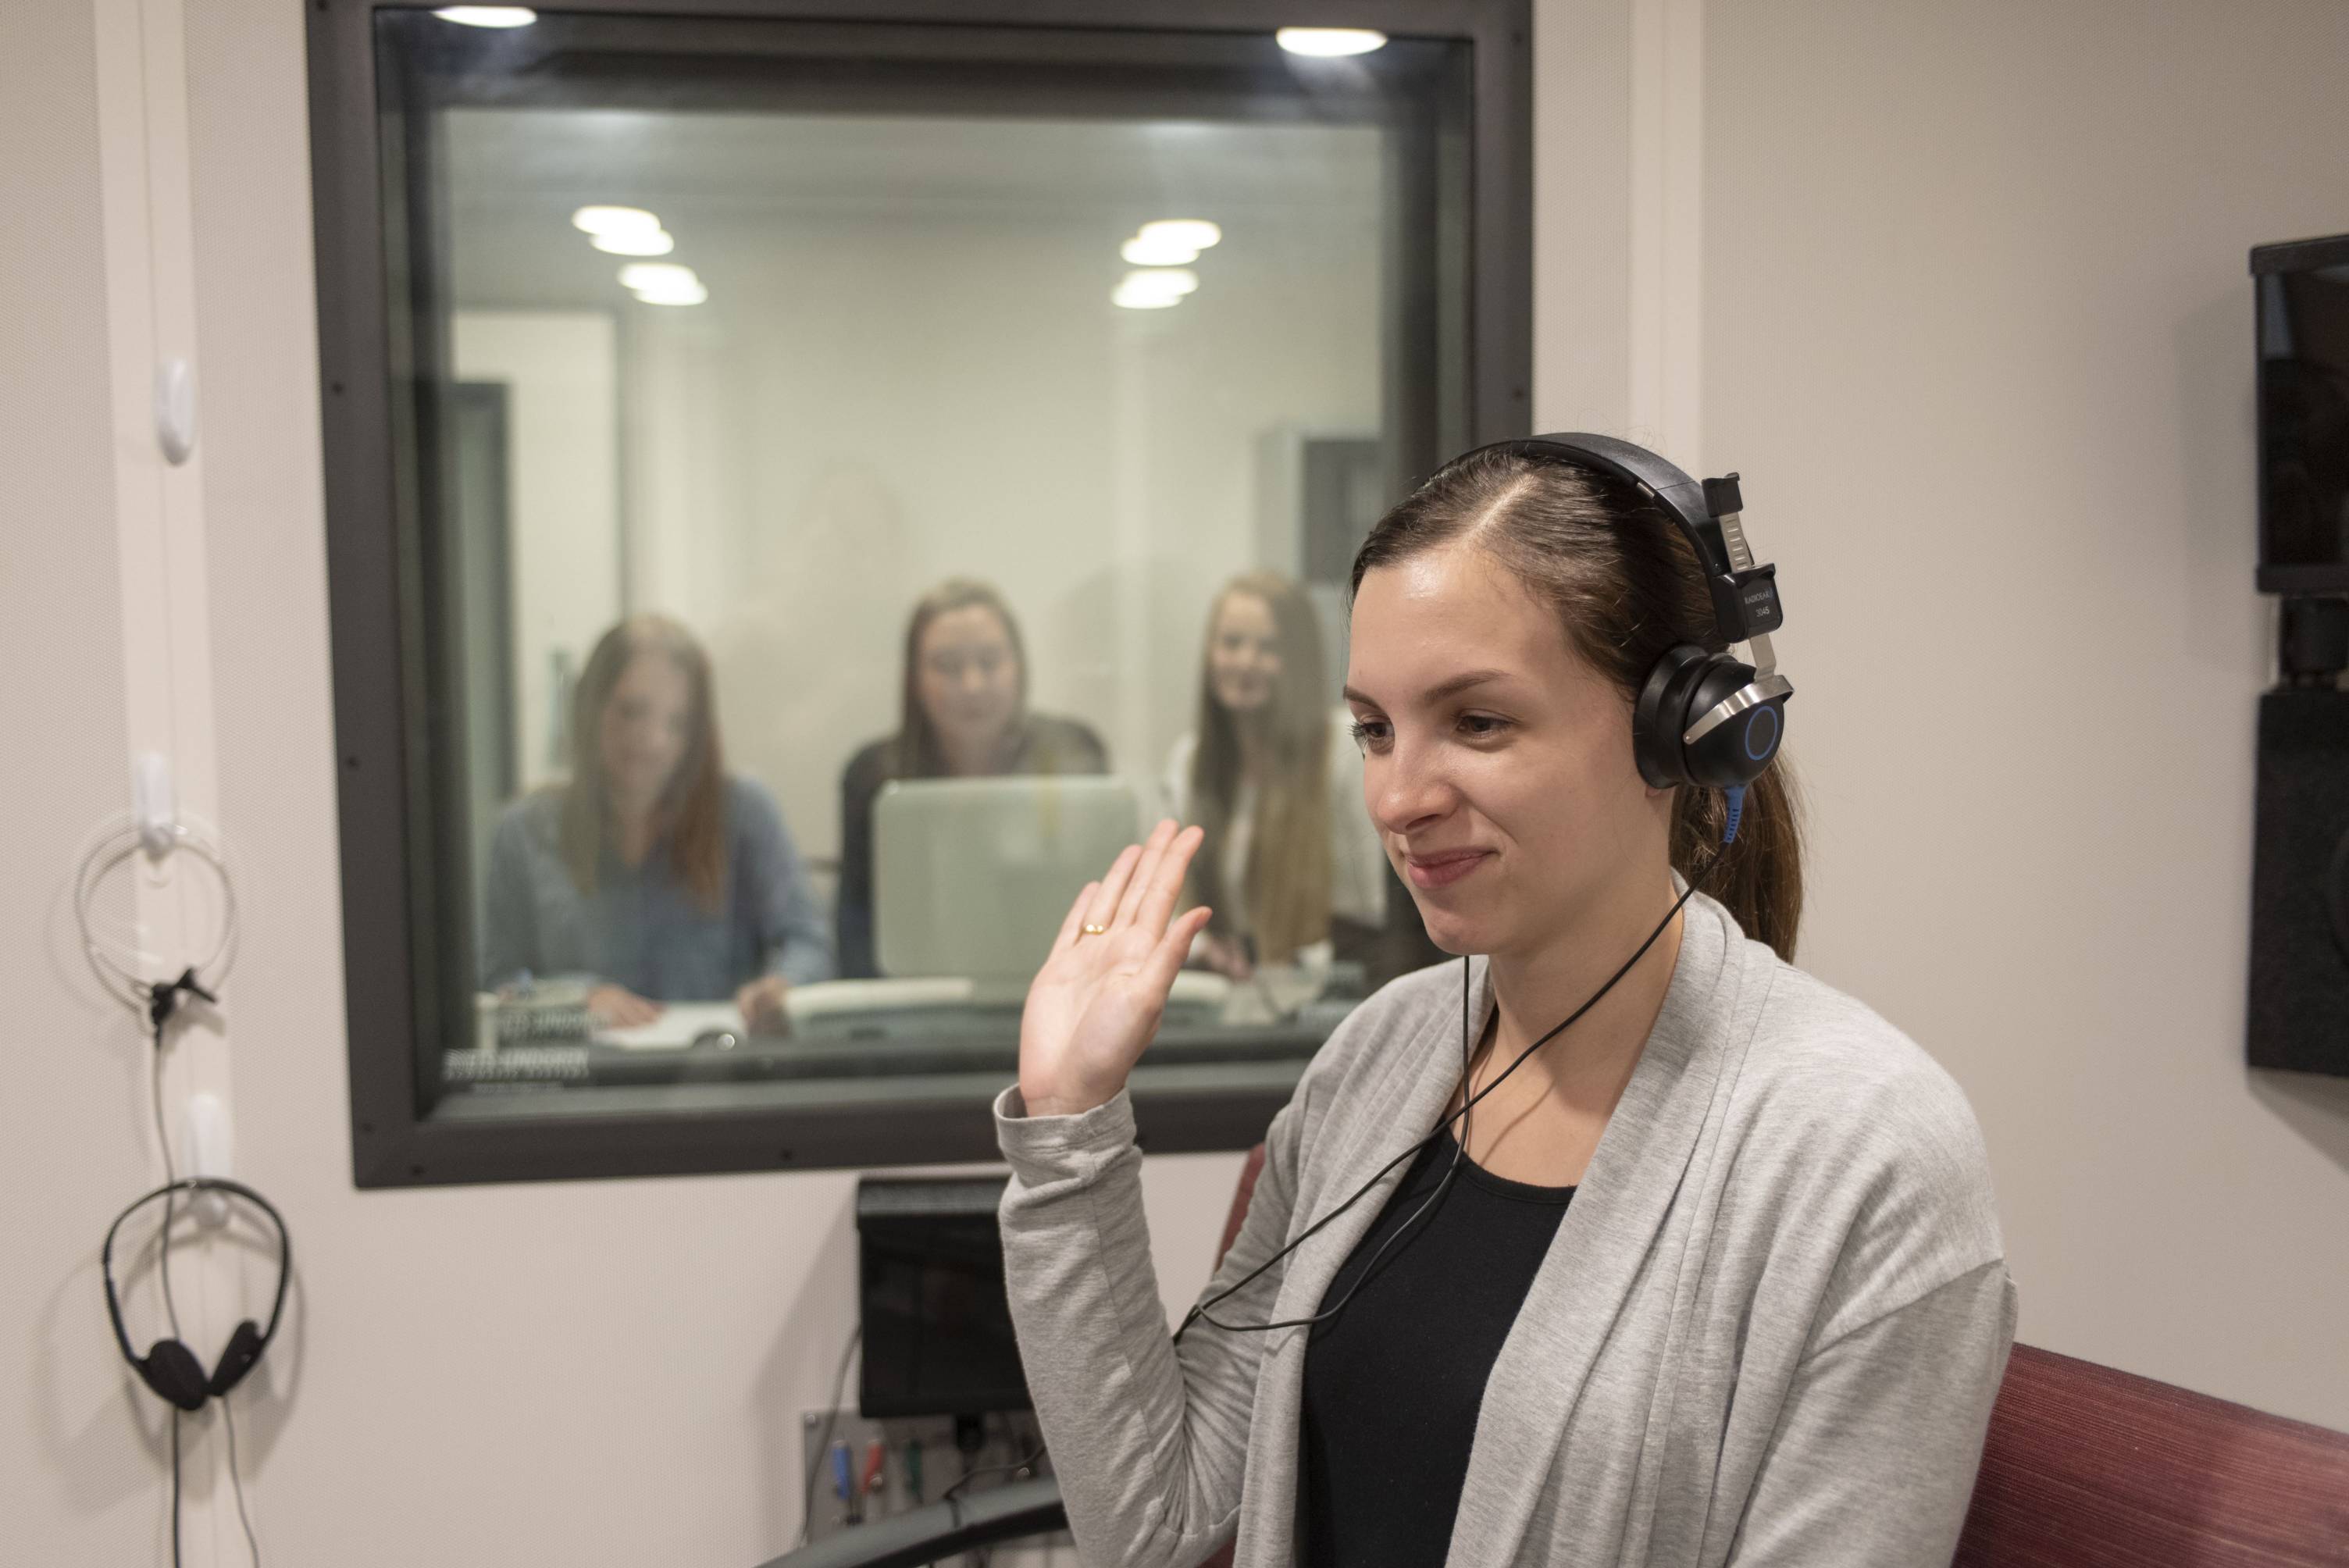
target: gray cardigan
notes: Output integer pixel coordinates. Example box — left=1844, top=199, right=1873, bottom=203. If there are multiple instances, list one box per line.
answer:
left=994, top=891, right=2016, bottom=1567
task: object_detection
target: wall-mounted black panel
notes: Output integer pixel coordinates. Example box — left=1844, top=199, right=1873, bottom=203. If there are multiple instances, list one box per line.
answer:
left=2248, top=688, right=2349, bottom=1077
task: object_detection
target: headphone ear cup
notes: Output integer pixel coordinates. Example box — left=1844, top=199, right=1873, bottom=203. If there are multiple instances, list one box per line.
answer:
left=209, top=1320, right=266, bottom=1397
left=141, top=1338, right=211, bottom=1412
left=1634, top=645, right=1711, bottom=788
left=1679, top=658, right=1786, bottom=789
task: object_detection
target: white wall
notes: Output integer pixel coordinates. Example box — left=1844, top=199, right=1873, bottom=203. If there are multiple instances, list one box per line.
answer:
left=1688, top=0, right=2349, bottom=1425
left=1535, top=0, right=2349, bottom=1431
left=1, top=3, right=157, bottom=1559
left=10, top=2, right=2349, bottom=1566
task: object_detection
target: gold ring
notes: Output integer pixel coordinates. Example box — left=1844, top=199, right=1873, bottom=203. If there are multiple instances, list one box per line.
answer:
left=1080, top=922, right=1110, bottom=937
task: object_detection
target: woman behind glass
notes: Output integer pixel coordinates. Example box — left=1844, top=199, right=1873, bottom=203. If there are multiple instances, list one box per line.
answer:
left=1163, top=572, right=1388, bottom=979
left=482, top=613, right=832, bottom=1028
left=836, top=579, right=1109, bottom=978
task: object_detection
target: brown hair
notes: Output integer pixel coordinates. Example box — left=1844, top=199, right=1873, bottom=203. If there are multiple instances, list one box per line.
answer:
left=1349, top=448, right=1805, bottom=957
left=560, top=614, right=728, bottom=912
left=1188, top=572, right=1335, bottom=964
left=889, top=579, right=1032, bottom=779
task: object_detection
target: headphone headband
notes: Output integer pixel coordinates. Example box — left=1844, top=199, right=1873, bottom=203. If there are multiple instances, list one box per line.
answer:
left=1456, top=432, right=1784, bottom=654
left=1440, top=431, right=1793, bottom=793
left=102, top=1177, right=292, bottom=1375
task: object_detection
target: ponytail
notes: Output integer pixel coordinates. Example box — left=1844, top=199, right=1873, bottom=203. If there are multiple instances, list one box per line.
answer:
left=1670, top=757, right=1804, bottom=960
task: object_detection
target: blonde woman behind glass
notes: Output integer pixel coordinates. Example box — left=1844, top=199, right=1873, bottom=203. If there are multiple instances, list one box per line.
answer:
left=1162, top=572, right=1389, bottom=981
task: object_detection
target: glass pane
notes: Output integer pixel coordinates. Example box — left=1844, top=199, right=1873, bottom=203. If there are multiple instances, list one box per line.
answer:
left=376, top=11, right=1473, bottom=1133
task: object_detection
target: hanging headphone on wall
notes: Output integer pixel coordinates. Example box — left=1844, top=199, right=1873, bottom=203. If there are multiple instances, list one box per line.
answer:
left=1460, top=432, right=1794, bottom=792
left=103, top=1178, right=291, bottom=1413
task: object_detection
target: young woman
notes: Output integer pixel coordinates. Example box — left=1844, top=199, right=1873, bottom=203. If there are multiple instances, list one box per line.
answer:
left=481, top=614, right=832, bottom=1028
left=835, top=579, right=1109, bottom=978
left=995, top=443, right=2014, bottom=1567
left=1163, top=572, right=1390, bottom=979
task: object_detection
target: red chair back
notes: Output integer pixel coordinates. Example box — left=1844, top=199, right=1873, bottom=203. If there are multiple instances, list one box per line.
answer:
left=1955, top=1342, right=2349, bottom=1566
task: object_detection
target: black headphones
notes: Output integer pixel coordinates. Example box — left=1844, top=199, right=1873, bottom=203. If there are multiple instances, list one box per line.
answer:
left=1456, top=432, right=1793, bottom=792
left=103, top=1178, right=291, bottom=1413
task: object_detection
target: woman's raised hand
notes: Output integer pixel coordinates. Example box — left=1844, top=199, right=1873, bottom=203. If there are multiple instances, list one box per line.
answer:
left=1018, top=819, right=1213, bottom=1119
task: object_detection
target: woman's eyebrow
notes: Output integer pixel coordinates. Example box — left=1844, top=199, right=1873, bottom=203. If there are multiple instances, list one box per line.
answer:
left=1342, top=668, right=1514, bottom=708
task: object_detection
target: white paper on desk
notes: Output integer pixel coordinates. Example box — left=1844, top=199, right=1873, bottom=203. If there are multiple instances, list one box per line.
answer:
left=594, top=1001, right=747, bottom=1051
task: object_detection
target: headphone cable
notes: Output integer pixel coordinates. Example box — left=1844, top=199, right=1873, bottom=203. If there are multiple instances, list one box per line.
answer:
left=223, top=1394, right=262, bottom=1566
left=1175, top=853, right=1723, bottom=1340
left=169, top=1408, right=183, bottom=1568
left=150, top=1031, right=183, bottom=1339
left=144, top=971, right=213, bottom=1345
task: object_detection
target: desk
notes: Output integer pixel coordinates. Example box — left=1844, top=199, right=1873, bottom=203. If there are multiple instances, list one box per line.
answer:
left=444, top=972, right=1356, bottom=1095
left=445, top=1016, right=1336, bottom=1091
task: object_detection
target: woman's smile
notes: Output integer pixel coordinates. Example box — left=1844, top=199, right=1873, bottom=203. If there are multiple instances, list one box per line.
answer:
left=1403, top=846, right=1494, bottom=889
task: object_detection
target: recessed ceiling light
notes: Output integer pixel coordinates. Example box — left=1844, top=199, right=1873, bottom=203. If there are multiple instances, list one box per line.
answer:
left=1275, top=27, right=1387, bottom=57
left=1121, top=233, right=1200, bottom=266
left=573, top=205, right=661, bottom=237
left=1138, top=219, right=1221, bottom=252
left=1114, top=268, right=1199, bottom=309
left=433, top=7, right=536, bottom=27
left=1111, top=283, right=1182, bottom=310
left=633, top=282, right=709, bottom=307
left=618, top=262, right=698, bottom=293
left=1123, top=268, right=1199, bottom=298
left=593, top=228, right=675, bottom=256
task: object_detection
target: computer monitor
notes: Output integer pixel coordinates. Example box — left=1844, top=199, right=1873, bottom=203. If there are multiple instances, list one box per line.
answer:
left=2254, top=232, right=2349, bottom=595
left=857, top=1175, right=1030, bottom=1419
left=874, top=776, right=1142, bottom=981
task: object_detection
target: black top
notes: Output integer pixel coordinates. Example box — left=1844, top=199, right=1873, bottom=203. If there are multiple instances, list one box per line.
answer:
left=833, top=713, right=1109, bottom=978
left=1301, top=1128, right=1574, bottom=1568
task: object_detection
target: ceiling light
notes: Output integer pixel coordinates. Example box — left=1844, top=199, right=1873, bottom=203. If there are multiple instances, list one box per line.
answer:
left=618, top=262, right=697, bottom=293
left=1111, top=283, right=1181, bottom=310
left=1137, top=219, right=1221, bottom=253
left=433, top=7, right=537, bottom=27
left=1113, top=268, right=1199, bottom=309
left=593, top=228, right=675, bottom=256
left=573, top=205, right=662, bottom=237
left=1274, top=27, right=1387, bottom=57
left=1121, top=268, right=1199, bottom=298
left=1121, top=233, right=1200, bottom=266
left=633, top=281, right=709, bottom=307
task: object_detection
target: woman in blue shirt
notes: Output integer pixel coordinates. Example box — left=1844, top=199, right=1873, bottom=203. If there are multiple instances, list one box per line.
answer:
left=482, top=614, right=832, bottom=1028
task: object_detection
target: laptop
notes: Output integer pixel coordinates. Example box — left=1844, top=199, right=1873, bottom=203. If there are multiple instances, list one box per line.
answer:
left=874, top=775, right=1143, bottom=983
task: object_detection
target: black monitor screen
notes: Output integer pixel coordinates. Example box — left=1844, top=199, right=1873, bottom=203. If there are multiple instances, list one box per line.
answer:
left=857, top=1178, right=1031, bottom=1420
left=2257, top=238, right=2349, bottom=594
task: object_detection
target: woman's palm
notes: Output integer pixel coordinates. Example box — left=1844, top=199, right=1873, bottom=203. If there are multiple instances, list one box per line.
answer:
left=1019, top=821, right=1212, bottom=1118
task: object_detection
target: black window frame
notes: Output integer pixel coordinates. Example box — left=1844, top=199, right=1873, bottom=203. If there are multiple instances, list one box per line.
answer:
left=307, top=0, right=1533, bottom=1188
